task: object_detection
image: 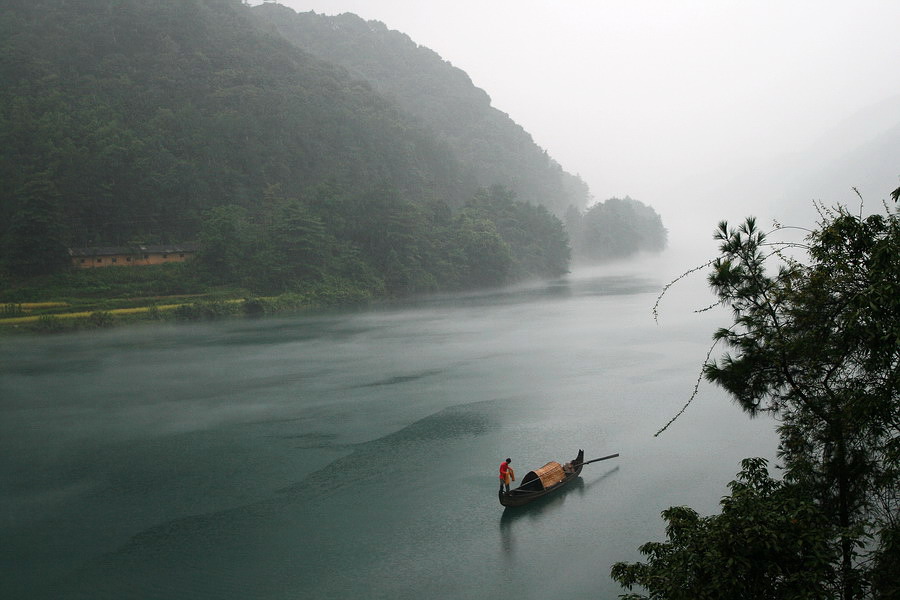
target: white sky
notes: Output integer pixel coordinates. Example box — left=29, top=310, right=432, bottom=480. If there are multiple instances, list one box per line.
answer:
left=263, top=1, right=900, bottom=240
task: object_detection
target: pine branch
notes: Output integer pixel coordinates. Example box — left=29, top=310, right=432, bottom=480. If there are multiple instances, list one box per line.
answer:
left=654, top=336, right=722, bottom=437
left=652, top=259, right=715, bottom=323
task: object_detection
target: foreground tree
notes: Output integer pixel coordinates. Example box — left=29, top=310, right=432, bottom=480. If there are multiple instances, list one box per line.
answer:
left=615, top=196, right=899, bottom=599
left=704, top=205, right=898, bottom=598
left=612, top=458, right=837, bottom=600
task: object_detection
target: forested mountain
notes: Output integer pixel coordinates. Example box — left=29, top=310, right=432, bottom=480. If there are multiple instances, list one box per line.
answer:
left=0, top=0, right=662, bottom=294
left=1, top=0, right=470, bottom=248
left=252, top=4, right=591, bottom=217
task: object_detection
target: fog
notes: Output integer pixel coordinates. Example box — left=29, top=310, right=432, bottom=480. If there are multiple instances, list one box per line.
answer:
left=267, top=0, right=900, bottom=254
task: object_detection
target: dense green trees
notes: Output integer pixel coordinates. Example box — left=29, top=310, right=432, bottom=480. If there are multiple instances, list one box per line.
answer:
left=614, top=199, right=899, bottom=599
left=569, top=196, right=667, bottom=262
left=461, top=185, right=570, bottom=280
left=1, top=0, right=666, bottom=293
left=0, top=0, right=472, bottom=252
left=451, top=212, right=512, bottom=288
left=612, top=458, right=837, bottom=600
left=194, top=184, right=569, bottom=296
left=2, top=175, right=70, bottom=276
left=195, top=189, right=380, bottom=296
left=704, top=208, right=899, bottom=599
left=195, top=205, right=257, bottom=286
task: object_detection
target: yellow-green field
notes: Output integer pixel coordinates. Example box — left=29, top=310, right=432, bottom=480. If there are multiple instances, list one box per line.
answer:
left=0, top=304, right=185, bottom=325
left=0, top=298, right=254, bottom=329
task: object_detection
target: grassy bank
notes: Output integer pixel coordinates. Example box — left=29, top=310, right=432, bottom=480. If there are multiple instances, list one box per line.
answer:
left=0, top=264, right=376, bottom=334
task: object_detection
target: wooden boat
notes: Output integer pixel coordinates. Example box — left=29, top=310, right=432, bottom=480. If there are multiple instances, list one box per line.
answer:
left=498, top=449, right=618, bottom=507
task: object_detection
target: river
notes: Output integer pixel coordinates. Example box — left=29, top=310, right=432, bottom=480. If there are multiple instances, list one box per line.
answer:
left=0, top=260, right=778, bottom=599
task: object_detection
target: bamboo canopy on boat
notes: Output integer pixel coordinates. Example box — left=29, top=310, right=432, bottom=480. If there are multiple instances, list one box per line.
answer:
left=499, top=449, right=618, bottom=508
left=519, top=461, right=565, bottom=491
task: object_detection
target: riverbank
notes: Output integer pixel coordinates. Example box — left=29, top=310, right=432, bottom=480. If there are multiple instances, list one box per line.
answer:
left=0, top=264, right=375, bottom=334
left=0, top=295, right=311, bottom=334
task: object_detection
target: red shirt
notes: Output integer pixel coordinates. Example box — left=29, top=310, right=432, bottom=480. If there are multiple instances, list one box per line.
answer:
left=499, top=462, right=510, bottom=477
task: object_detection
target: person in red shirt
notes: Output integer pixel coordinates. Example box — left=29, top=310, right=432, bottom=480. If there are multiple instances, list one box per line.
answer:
left=499, top=458, right=515, bottom=493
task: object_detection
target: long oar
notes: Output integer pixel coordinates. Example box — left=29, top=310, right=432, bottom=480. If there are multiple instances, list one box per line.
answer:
left=573, top=453, right=619, bottom=468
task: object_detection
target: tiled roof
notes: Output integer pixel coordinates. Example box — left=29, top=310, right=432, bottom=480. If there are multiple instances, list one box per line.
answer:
left=68, top=244, right=198, bottom=257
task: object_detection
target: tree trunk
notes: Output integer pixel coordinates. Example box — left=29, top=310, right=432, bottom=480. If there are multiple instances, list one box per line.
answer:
left=835, top=433, right=855, bottom=600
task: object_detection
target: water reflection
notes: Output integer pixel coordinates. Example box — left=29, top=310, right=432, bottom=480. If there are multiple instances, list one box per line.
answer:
left=499, top=467, right=620, bottom=556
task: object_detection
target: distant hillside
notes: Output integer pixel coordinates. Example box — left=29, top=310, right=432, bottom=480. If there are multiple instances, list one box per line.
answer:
left=1, top=0, right=667, bottom=293
left=1, top=0, right=583, bottom=292
left=0, top=0, right=472, bottom=247
left=252, top=4, right=591, bottom=216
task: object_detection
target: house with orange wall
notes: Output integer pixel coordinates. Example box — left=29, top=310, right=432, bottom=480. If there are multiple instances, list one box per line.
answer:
left=68, top=244, right=198, bottom=269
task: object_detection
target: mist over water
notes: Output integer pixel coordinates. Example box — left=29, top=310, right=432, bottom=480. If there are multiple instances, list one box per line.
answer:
left=1, top=262, right=778, bottom=599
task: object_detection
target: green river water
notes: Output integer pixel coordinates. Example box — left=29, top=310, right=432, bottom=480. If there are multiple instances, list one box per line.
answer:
left=1, top=263, right=778, bottom=599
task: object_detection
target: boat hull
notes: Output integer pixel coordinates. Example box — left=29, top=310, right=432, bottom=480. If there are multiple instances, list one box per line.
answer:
left=499, top=449, right=584, bottom=507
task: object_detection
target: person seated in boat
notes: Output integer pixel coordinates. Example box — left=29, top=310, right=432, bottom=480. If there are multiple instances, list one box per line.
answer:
left=499, top=458, right=515, bottom=493
left=563, top=461, right=574, bottom=474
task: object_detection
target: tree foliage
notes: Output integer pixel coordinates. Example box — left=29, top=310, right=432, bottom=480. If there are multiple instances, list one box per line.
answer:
left=0, top=0, right=663, bottom=293
left=0, top=0, right=624, bottom=295
left=704, top=206, right=899, bottom=598
left=2, top=174, right=70, bottom=276
left=0, top=0, right=470, bottom=257
left=192, top=184, right=568, bottom=296
left=616, top=197, right=899, bottom=599
left=612, top=458, right=837, bottom=600
left=461, top=185, right=570, bottom=281
left=569, top=196, right=667, bottom=261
